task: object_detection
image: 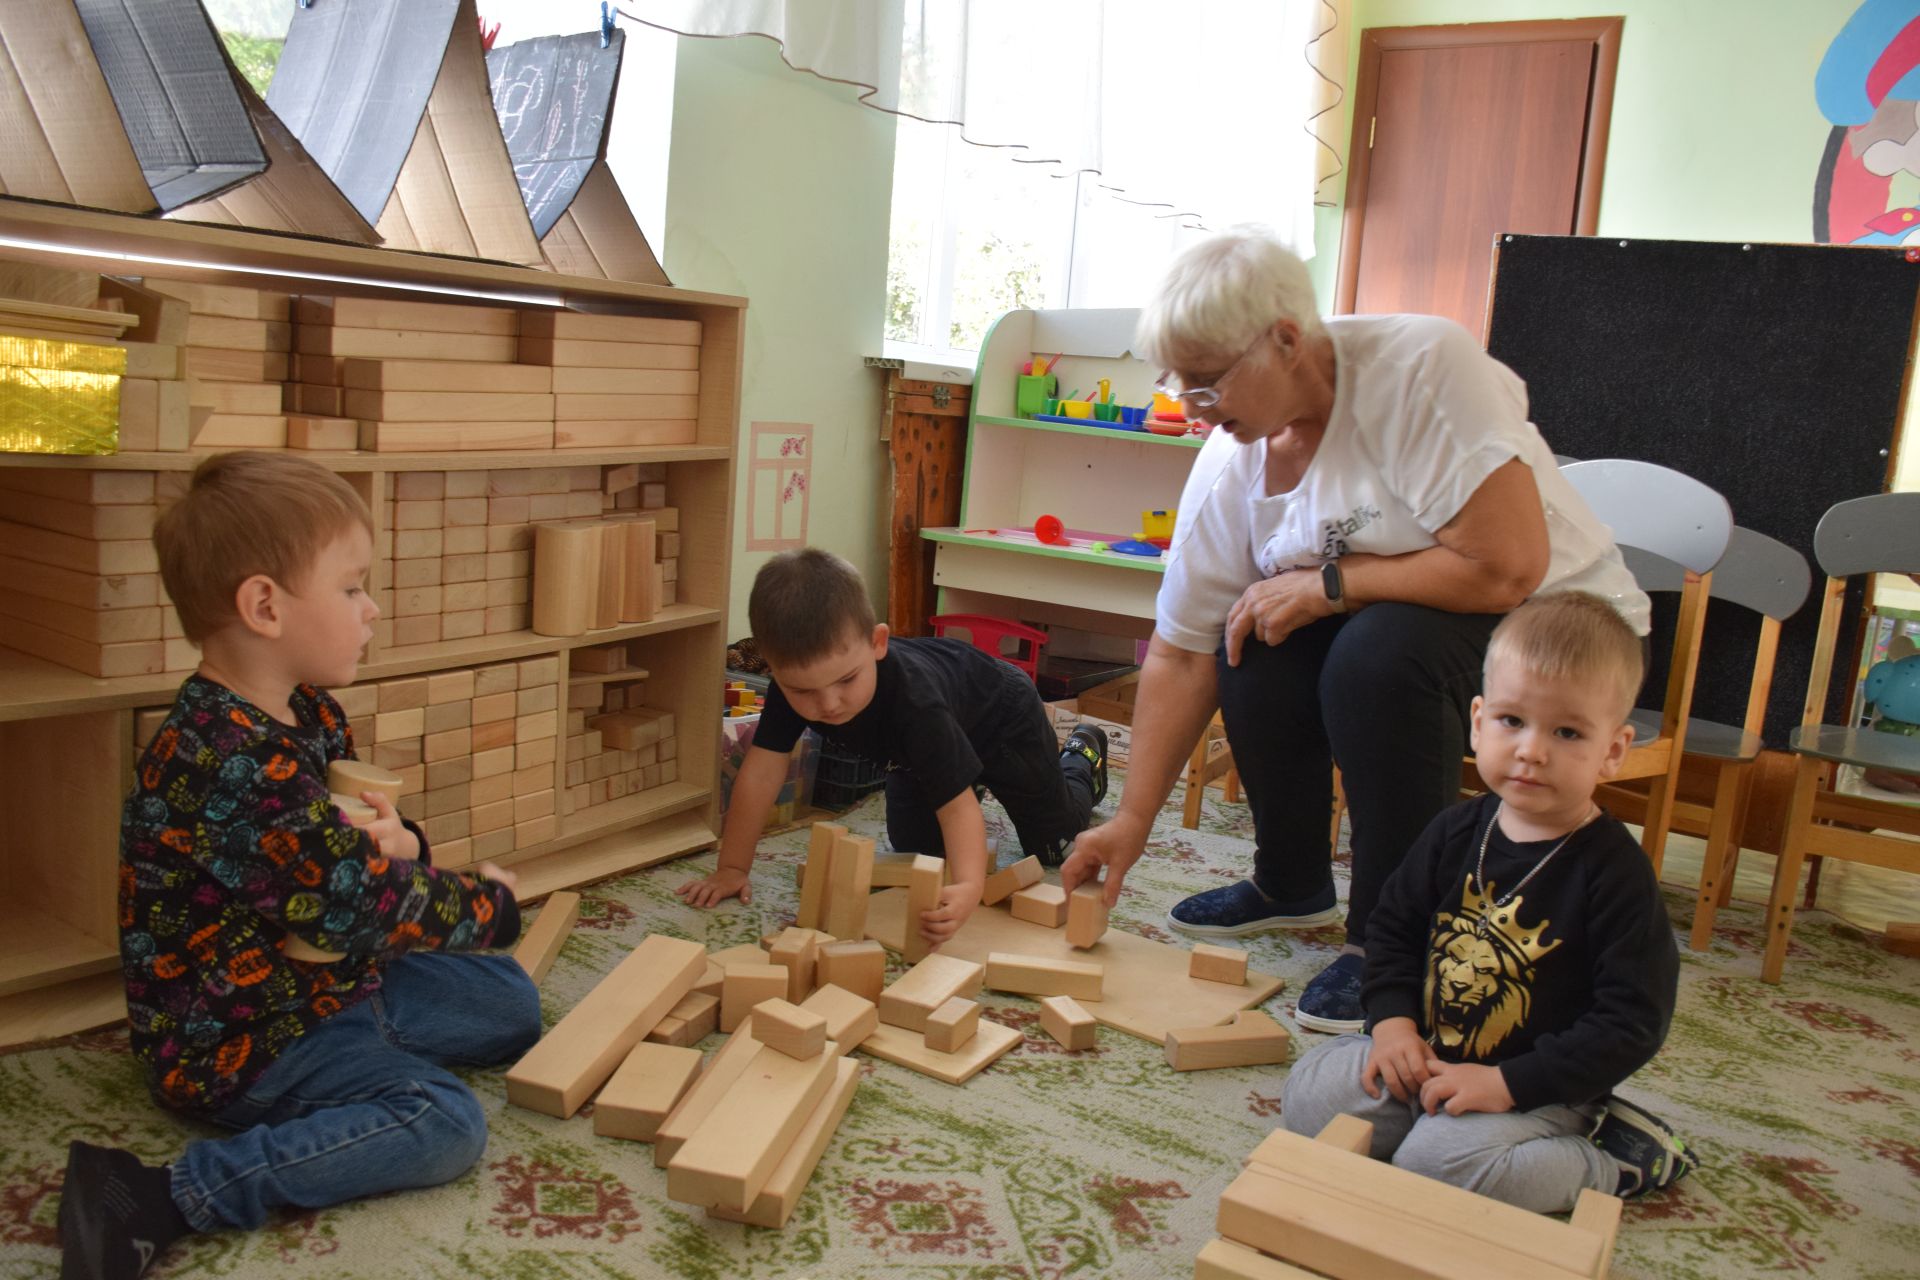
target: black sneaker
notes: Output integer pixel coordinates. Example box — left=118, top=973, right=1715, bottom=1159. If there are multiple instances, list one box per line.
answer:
left=1063, top=723, right=1109, bottom=806
left=1592, top=1096, right=1695, bottom=1198
left=58, top=1141, right=192, bottom=1279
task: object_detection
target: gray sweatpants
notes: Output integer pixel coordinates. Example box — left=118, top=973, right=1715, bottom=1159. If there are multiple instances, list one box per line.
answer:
left=1279, top=1034, right=1616, bottom=1213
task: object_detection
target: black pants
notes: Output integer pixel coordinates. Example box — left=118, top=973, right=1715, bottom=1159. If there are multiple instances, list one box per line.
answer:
left=1217, top=602, right=1500, bottom=947
left=884, top=692, right=1096, bottom=863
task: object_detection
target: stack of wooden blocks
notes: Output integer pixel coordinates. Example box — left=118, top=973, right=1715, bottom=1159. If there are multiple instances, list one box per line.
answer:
left=327, top=657, right=560, bottom=869
left=95, top=276, right=190, bottom=452
left=156, top=280, right=294, bottom=450
left=516, top=312, right=701, bottom=449
left=565, top=641, right=679, bottom=815
left=1195, top=1114, right=1621, bottom=1280
left=294, top=296, right=556, bottom=453
left=504, top=930, right=868, bottom=1229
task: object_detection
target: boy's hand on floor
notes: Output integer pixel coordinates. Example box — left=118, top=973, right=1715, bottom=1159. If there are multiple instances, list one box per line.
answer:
left=1360, top=1017, right=1432, bottom=1101
left=1418, top=1061, right=1515, bottom=1117
left=677, top=866, right=752, bottom=908
left=919, top=882, right=982, bottom=948
left=358, top=790, right=421, bottom=861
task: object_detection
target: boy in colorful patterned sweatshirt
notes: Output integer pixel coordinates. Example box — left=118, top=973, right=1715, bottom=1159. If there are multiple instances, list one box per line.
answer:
left=58, top=453, right=536, bottom=1280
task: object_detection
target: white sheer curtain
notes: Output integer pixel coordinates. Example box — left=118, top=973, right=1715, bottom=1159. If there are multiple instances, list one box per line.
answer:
left=622, top=0, right=1348, bottom=251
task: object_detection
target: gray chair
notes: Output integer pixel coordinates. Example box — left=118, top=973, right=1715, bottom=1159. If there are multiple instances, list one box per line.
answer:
left=1558, top=459, right=1732, bottom=873
left=1601, top=530, right=1812, bottom=949
left=1762, top=492, right=1920, bottom=983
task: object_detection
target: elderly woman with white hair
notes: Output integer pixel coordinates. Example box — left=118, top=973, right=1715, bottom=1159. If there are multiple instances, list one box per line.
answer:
left=1059, top=228, right=1648, bottom=1033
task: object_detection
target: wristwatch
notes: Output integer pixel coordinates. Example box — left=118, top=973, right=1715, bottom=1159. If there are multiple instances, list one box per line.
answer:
left=1321, top=559, right=1348, bottom=613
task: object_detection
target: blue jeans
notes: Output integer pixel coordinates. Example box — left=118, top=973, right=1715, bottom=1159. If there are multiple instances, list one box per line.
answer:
left=171, top=952, right=542, bottom=1231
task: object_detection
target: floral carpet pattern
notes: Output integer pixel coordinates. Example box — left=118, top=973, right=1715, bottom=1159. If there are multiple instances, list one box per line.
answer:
left=3, top=772, right=1918, bottom=1278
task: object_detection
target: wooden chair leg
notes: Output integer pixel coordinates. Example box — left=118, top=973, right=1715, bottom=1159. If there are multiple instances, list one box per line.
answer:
left=1802, top=855, right=1825, bottom=910
left=1761, top=757, right=1822, bottom=984
left=1224, top=765, right=1241, bottom=805
left=1182, top=731, right=1208, bottom=830
left=1640, top=754, right=1683, bottom=879
left=1691, top=763, right=1745, bottom=951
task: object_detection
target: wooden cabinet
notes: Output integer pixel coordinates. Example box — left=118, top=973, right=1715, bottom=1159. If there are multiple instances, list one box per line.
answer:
left=922, top=307, right=1204, bottom=639
left=0, top=200, right=743, bottom=1046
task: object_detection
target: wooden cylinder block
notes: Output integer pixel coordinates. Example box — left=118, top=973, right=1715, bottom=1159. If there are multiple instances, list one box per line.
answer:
left=327, top=758, right=405, bottom=797
left=532, top=521, right=602, bottom=636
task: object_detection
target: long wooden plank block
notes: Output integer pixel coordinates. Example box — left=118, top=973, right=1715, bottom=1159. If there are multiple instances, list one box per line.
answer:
left=0, top=595, right=159, bottom=645
left=666, top=1038, right=838, bottom=1211
left=359, top=421, right=556, bottom=452
left=299, top=326, right=519, bottom=361
left=0, top=521, right=157, bottom=576
left=343, top=389, right=556, bottom=422
left=0, top=469, right=154, bottom=505
left=520, top=311, right=701, bottom=345
left=653, top=1017, right=762, bottom=1167
left=985, top=952, right=1104, bottom=1001
left=592, top=1041, right=701, bottom=1141
left=343, top=357, right=551, bottom=393
left=183, top=347, right=289, bottom=382
left=0, top=556, right=157, bottom=611
left=517, top=336, right=701, bottom=369
left=1241, top=1128, right=1601, bottom=1276
left=866, top=888, right=1283, bottom=1044
left=511, top=890, right=581, bottom=986
left=980, top=854, right=1042, bottom=906
left=1217, top=1164, right=1586, bottom=1280
left=794, top=821, right=843, bottom=929
left=1165, top=1010, right=1290, bottom=1071
left=552, top=392, right=700, bottom=420
left=902, top=853, right=944, bottom=964
left=553, top=419, right=697, bottom=449
left=298, top=296, right=519, bottom=335
left=505, top=932, right=704, bottom=1117
left=550, top=366, right=699, bottom=395
left=1194, top=1238, right=1322, bottom=1279
left=858, top=1018, right=1021, bottom=1085
left=0, top=615, right=163, bottom=678
left=823, top=831, right=876, bottom=941
left=708, top=1056, right=859, bottom=1228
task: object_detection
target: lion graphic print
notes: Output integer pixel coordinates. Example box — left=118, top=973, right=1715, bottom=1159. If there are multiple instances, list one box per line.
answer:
left=1423, top=877, right=1564, bottom=1059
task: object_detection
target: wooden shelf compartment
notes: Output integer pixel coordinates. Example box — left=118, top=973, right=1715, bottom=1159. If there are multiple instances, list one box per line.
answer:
left=0, top=445, right=732, bottom=473
left=509, top=808, right=716, bottom=903
left=926, top=529, right=1165, bottom=625
left=973, top=413, right=1205, bottom=449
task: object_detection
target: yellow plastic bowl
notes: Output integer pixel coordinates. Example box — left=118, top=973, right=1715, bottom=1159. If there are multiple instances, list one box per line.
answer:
left=1061, top=400, right=1095, bottom=419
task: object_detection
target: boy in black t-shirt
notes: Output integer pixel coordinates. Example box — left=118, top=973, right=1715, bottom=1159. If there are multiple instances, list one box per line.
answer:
left=678, top=549, right=1108, bottom=949
left=1279, top=592, right=1693, bottom=1211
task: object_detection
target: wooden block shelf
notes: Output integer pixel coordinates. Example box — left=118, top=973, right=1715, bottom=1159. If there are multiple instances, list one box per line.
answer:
left=0, top=201, right=743, bottom=1048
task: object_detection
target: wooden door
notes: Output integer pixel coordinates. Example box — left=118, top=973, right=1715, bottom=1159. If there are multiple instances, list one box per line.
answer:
left=1336, top=19, right=1621, bottom=338
left=885, top=373, right=969, bottom=638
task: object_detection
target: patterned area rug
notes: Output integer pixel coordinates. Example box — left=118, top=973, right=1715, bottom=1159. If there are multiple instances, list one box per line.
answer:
left=3, top=772, right=1918, bottom=1279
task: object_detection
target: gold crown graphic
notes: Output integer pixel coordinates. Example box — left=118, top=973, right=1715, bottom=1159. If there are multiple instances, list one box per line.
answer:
left=1453, top=879, right=1563, bottom=965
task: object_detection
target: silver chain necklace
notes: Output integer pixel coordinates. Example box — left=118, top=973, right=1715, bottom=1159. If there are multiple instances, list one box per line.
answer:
left=1470, top=801, right=1595, bottom=938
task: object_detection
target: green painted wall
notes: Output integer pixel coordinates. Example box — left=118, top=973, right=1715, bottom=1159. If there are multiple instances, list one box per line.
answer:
left=1309, top=1, right=1860, bottom=305
left=663, top=36, right=897, bottom=637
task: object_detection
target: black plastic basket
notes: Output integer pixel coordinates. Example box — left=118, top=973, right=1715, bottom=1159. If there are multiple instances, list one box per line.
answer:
left=812, top=741, right=886, bottom=811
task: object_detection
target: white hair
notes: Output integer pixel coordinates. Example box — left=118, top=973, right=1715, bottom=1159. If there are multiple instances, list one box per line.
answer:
left=1134, top=227, right=1324, bottom=369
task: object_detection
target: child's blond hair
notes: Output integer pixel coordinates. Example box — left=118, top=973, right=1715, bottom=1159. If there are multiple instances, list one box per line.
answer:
left=154, top=452, right=372, bottom=644
left=1484, top=591, right=1644, bottom=721
left=748, top=548, right=876, bottom=667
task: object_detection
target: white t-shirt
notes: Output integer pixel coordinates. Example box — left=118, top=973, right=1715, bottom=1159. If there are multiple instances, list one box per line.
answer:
left=1156, top=314, right=1650, bottom=653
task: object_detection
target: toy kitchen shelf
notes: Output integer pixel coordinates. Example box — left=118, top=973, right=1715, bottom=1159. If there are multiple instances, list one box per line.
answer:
left=921, top=307, right=1206, bottom=636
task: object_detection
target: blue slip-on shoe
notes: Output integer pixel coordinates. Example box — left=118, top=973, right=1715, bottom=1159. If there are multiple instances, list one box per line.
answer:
left=1167, top=878, right=1341, bottom=938
left=1294, top=952, right=1367, bottom=1034
left=1593, top=1096, right=1696, bottom=1198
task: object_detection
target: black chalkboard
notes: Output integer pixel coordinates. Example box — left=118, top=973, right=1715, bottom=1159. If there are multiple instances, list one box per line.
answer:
left=1485, top=234, right=1916, bottom=745
left=487, top=30, right=624, bottom=238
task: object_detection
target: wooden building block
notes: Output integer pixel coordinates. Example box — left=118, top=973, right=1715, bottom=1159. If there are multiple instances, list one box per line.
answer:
left=750, top=998, right=828, bottom=1060
left=858, top=1018, right=1022, bottom=1086
left=1163, top=1010, right=1290, bottom=1072
left=1194, top=1238, right=1322, bottom=1279
left=872, top=851, right=945, bottom=889
left=1009, top=882, right=1068, bottom=927
left=326, top=758, right=405, bottom=798
left=666, top=1037, right=837, bottom=1212
left=924, top=996, right=979, bottom=1053
left=285, top=414, right=357, bottom=450
left=301, top=296, right=518, bottom=335
left=373, top=707, right=424, bottom=743
left=505, top=933, right=705, bottom=1117
left=518, top=335, right=701, bottom=369
left=823, top=831, right=877, bottom=942
left=1066, top=883, right=1109, bottom=949
left=816, top=939, right=886, bottom=1004
left=360, top=420, right=554, bottom=452
left=980, top=854, right=1044, bottom=906
left=592, top=1041, right=701, bottom=1142
left=511, top=891, right=580, bottom=987
left=1191, top=943, right=1250, bottom=986
left=646, top=991, right=720, bottom=1047
left=707, top=1056, right=859, bottom=1229
left=795, top=821, right=843, bottom=930
left=1039, top=995, right=1098, bottom=1051
left=878, top=953, right=985, bottom=1032
left=653, top=1019, right=762, bottom=1169
left=798, top=983, right=877, bottom=1055
left=299, top=324, right=517, bottom=362
left=720, top=964, right=790, bottom=1033
left=902, top=852, right=945, bottom=964
left=986, top=952, right=1104, bottom=1002
left=768, top=927, right=820, bottom=1002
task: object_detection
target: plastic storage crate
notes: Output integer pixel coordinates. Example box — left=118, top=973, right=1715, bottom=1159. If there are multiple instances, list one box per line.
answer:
left=719, top=714, right=818, bottom=830
left=812, top=739, right=887, bottom=811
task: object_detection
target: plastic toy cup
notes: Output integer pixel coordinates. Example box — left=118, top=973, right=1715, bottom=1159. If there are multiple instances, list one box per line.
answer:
left=1033, top=514, right=1066, bottom=545
left=1042, top=398, right=1060, bottom=416
left=1152, top=391, right=1182, bottom=418
left=1093, top=402, right=1117, bottom=422
left=1016, top=373, right=1058, bottom=418
left=1062, top=400, right=1094, bottom=419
